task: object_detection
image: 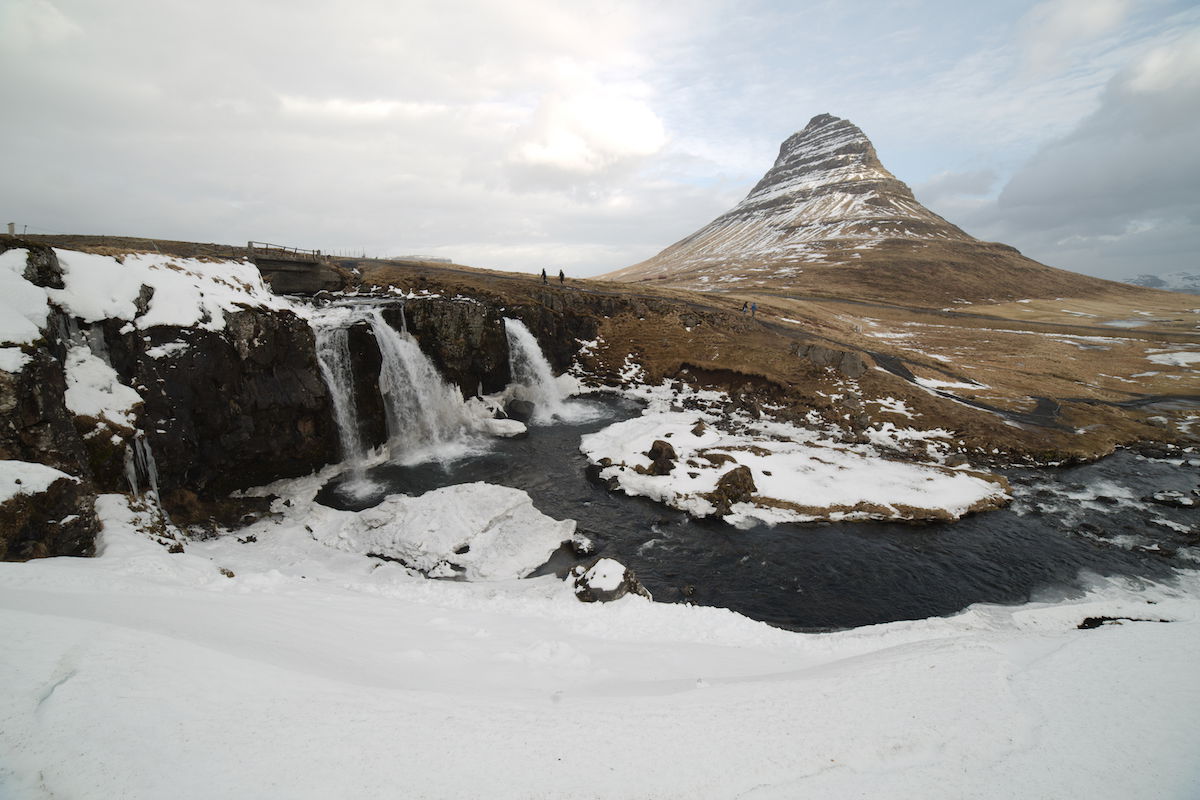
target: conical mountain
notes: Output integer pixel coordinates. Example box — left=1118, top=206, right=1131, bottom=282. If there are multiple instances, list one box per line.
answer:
left=605, top=114, right=1129, bottom=304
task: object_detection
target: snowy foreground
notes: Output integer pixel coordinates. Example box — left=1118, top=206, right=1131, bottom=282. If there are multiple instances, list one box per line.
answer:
left=3, top=479, right=1200, bottom=799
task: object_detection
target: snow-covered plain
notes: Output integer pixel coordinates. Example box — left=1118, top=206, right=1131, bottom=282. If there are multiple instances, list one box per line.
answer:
left=1, top=480, right=1198, bottom=799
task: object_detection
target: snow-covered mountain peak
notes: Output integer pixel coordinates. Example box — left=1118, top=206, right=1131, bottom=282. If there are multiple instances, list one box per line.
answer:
left=603, top=113, right=979, bottom=288
left=738, top=114, right=902, bottom=209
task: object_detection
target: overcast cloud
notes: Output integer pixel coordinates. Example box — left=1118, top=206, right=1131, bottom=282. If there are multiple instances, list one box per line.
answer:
left=1, top=0, right=1196, bottom=280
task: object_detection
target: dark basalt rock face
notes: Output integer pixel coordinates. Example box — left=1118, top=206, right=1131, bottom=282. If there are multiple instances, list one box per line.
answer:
left=132, top=309, right=340, bottom=498
left=388, top=298, right=511, bottom=397
left=344, top=321, right=388, bottom=454
left=0, top=342, right=91, bottom=478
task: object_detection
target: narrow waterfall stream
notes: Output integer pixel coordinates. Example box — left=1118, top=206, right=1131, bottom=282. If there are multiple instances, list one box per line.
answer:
left=504, top=318, right=567, bottom=423
left=314, top=325, right=368, bottom=477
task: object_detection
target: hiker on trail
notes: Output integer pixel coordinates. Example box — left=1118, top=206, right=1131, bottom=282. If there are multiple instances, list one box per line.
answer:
left=741, top=301, right=748, bottom=313
left=558, top=269, right=565, bottom=285
left=751, top=302, right=757, bottom=317
left=541, top=268, right=548, bottom=285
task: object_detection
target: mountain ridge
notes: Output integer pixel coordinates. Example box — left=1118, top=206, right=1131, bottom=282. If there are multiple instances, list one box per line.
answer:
left=605, top=114, right=1144, bottom=305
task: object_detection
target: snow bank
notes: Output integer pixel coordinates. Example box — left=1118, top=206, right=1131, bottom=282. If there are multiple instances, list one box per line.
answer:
left=0, top=460, right=77, bottom=504
left=0, top=489, right=1197, bottom=799
left=47, top=249, right=290, bottom=330
left=316, top=482, right=574, bottom=580
left=1, top=246, right=293, bottom=349
left=582, top=410, right=1008, bottom=524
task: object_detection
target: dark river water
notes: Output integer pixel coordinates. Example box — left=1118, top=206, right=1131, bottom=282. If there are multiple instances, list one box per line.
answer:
left=317, top=395, right=1199, bottom=631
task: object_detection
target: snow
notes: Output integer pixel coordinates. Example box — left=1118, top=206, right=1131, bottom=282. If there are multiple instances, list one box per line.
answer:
left=62, top=345, right=143, bottom=428
left=1147, top=350, right=1200, bottom=367
left=581, top=557, right=626, bottom=592
left=0, top=346, right=30, bottom=373
left=0, top=248, right=50, bottom=345
left=46, top=249, right=290, bottom=330
left=315, top=482, right=574, bottom=580
left=872, top=396, right=914, bottom=418
left=0, top=490, right=1198, bottom=799
left=0, top=460, right=77, bottom=504
left=143, top=341, right=189, bottom=359
left=580, top=410, right=1007, bottom=524
left=915, top=376, right=985, bottom=390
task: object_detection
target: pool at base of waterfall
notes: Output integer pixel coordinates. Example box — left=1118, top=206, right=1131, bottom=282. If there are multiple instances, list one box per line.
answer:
left=315, top=394, right=1200, bottom=631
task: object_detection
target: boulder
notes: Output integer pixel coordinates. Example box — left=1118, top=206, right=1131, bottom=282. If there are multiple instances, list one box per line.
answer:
left=705, top=465, right=757, bottom=516
left=505, top=399, right=536, bottom=423
left=571, top=557, right=652, bottom=603
left=645, top=439, right=677, bottom=476
left=790, top=342, right=872, bottom=379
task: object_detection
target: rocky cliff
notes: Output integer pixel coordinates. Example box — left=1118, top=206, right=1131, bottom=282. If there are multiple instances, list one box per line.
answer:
left=0, top=243, right=342, bottom=558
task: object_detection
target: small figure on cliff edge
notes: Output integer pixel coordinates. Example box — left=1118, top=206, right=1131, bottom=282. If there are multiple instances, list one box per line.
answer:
left=751, top=302, right=757, bottom=317
left=559, top=269, right=565, bottom=285
left=541, top=268, right=548, bottom=285
left=741, top=301, right=748, bottom=313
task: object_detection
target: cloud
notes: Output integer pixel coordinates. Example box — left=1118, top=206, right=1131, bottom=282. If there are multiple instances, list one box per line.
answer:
left=0, top=0, right=1195, bottom=279
left=0, top=0, right=81, bottom=49
left=967, top=27, right=1200, bottom=278
left=1019, top=0, right=1130, bottom=75
left=914, top=169, right=997, bottom=204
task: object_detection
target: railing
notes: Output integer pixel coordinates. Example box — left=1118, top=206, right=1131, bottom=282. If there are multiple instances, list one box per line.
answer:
left=247, top=241, right=322, bottom=262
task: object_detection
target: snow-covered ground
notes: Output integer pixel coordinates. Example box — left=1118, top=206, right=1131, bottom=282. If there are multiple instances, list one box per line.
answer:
left=580, top=379, right=1007, bottom=525
left=2, top=477, right=1199, bottom=799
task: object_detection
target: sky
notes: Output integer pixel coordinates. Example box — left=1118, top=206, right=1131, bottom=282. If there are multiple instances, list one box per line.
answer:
left=1, top=0, right=1197, bottom=280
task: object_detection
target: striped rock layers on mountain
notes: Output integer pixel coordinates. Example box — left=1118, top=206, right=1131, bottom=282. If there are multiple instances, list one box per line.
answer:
left=605, top=114, right=1126, bottom=304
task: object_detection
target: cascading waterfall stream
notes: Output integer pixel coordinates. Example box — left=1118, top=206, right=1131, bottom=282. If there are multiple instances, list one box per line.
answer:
left=365, top=308, right=476, bottom=458
left=503, top=318, right=568, bottom=423
left=311, top=303, right=481, bottom=478
left=314, top=325, right=368, bottom=479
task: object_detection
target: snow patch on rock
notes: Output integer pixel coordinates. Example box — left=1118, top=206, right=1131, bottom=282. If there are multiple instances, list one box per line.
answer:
left=0, top=460, right=77, bottom=504
left=63, top=345, right=143, bottom=428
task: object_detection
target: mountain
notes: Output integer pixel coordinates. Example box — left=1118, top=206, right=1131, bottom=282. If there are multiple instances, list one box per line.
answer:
left=1124, top=271, right=1200, bottom=294
left=605, top=114, right=1137, bottom=304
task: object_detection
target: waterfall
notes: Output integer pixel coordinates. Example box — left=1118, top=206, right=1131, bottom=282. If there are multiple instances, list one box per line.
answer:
left=367, top=308, right=475, bottom=457
left=311, top=303, right=479, bottom=470
left=314, top=325, right=367, bottom=475
left=504, top=318, right=567, bottom=423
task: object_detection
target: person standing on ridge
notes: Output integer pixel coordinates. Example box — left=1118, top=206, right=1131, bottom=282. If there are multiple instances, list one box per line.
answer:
left=558, top=269, right=565, bottom=285
left=751, top=302, right=757, bottom=317
left=741, top=301, right=748, bottom=313
left=541, top=268, right=548, bottom=285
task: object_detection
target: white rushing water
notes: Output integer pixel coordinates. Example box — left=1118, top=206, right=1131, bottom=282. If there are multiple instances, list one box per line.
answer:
left=504, top=317, right=568, bottom=423
left=312, top=304, right=481, bottom=471
left=366, top=308, right=477, bottom=459
left=314, top=325, right=367, bottom=478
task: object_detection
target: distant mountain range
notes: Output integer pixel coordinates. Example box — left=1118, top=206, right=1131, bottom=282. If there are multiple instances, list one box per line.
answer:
left=1123, top=272, right=1200, bottom=294
left=606, top=114, right=1148, bottom=305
